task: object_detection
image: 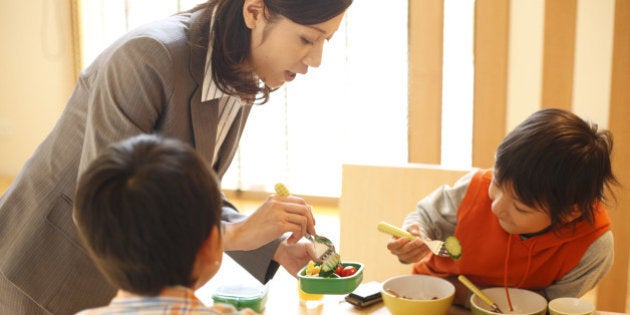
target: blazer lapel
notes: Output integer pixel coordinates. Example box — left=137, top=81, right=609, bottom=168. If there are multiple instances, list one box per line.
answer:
left=190, top=93, right=219, bottom=166
left=213, top=104, right=252, bottom=177
left=188, top=7, right=219, bottom=167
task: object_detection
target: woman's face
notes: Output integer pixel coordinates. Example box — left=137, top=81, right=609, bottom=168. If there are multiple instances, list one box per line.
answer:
left=488, top=177, right=552, bottom=235
left=247, top=11, right=346, bottom=88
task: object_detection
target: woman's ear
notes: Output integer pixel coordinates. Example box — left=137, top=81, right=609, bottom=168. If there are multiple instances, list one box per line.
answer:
left=243, top=0, right=265, bottom=29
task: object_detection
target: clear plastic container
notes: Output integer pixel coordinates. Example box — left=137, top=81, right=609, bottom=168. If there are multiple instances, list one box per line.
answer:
left=211, top=283, right=268, bottom=313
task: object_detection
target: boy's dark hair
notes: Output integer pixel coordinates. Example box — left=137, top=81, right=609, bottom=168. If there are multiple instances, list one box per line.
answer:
left=189, top=0, right=353, bottom=104
left=74, top=134, right=222, bottom=295
left=494, top=108, right=617, bottom=231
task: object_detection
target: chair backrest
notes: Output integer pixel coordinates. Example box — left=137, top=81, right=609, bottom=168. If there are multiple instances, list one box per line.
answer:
left=339, top=163, right=469, bottom=282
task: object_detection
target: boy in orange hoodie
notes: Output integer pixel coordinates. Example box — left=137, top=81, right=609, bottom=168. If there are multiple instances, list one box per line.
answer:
left=386, top=108, right=617, bottom=306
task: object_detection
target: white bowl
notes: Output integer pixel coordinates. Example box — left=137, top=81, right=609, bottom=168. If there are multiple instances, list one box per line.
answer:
left=548, top=297, right=594, bottom=315
left=381, top=274, right=455, bottom=315
left=470, top=287, right=547, bottom=315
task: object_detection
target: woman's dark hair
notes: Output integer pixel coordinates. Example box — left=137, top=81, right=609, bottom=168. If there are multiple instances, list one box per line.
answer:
left=74, top=134, right=222, bottom=295
left=190, top=0, right=352, bottom=104
left=493, top=108, right=618, bottom=231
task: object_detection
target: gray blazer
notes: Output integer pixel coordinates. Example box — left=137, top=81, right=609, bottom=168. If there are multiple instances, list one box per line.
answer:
left=0, top=7, right=279, bottom=314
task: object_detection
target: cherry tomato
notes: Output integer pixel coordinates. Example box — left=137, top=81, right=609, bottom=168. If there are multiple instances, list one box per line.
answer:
left=341, top=266, right=357, bottom=277
left=334, top=264, right=344, bottom=276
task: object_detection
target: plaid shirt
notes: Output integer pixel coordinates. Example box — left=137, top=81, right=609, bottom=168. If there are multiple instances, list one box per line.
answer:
left=75, top=286, right=253, bottom=315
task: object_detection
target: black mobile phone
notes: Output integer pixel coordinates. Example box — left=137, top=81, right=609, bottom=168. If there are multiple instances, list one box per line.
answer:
left=345, top=281, right=383, bottom=308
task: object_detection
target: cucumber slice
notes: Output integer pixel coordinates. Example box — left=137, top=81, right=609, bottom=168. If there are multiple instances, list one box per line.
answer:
left=319, top=252, right=340, bottom=277
left=444, top=236, right=462, bottom=260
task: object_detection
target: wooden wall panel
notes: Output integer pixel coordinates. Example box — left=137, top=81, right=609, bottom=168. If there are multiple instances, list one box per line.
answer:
left=596, top=0, right=630, bottom=312
left=339, top=164, right=468, bottom=282
left=408, top=0, right=444, bottom=165
left=70, top=0, right=82, bottom=80
left=472, top=0, right=510, bottom=168
left=405, top=0, right=627, bottom=309
left=541, top=0, right=577, bottom=109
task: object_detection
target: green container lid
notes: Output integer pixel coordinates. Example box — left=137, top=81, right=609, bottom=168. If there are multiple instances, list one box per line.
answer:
left=211, top=283, right=268, bottom=313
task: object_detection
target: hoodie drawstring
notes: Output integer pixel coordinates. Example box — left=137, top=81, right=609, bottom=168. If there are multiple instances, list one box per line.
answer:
left=518, top=239, right=536, bottom=287
left=503, top=234, right=514, bottom=311
left=503, top=234, right=538, bottom=312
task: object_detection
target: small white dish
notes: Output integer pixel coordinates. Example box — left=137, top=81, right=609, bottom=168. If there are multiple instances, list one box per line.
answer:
left=548, top=297, right=594, bottom=315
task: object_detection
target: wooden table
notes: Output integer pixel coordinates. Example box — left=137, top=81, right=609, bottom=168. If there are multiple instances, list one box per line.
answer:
left=197, top=257, right=470, bottom=314
left=198, top=256, right=627, bottom=314
left=256, top=267, right=471, bottom=315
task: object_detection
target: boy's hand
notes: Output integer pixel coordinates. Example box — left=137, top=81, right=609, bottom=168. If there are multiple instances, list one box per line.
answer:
left=386, top=224, right=430, bottom=263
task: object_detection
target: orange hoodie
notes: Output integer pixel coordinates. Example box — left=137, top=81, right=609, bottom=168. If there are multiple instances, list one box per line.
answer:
left=413, top=170, right=610, bottom=290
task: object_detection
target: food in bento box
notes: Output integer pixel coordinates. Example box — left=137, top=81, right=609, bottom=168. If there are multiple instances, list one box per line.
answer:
left=303, top=253, right=357, bottom=278
left=334, top=264, right=358, bottom=277
left=305, top=261, right=321, bottom=276
left=320, top=252, right=341, bottom=276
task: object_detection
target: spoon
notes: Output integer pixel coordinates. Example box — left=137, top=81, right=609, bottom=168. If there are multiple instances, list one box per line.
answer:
left=384, top=288, right=410, bottom=299
left=274, top=183, right=337, bottom=260
left=305, top=233, right=336, bottom=260
left=458, top=275, right=503, bottom=313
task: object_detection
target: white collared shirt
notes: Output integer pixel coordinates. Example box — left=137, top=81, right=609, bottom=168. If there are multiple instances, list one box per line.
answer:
left=201, top=22, right=243, bottom=165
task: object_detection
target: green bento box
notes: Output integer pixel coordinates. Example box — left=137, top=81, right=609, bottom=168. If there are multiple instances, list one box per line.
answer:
left=298, top=262, right=364, bottom=295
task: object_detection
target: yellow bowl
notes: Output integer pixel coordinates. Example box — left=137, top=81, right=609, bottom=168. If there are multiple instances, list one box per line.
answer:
left=470, top=287, right=547, bottom=315
left=381, top=275, right=455, bottom=315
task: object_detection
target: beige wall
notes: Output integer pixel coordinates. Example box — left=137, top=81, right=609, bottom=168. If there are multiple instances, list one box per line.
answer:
left=408, top=0, right=619, bottom=166
left=0, top=0, right=75, bottom=176
left=507, top=0, right=615, bottom=131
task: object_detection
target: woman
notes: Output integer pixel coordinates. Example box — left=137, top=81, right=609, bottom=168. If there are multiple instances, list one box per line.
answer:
left=0, top=0, right=352, bottom=313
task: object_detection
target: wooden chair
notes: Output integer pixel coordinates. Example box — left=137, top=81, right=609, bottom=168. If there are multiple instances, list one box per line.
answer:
left=339, top=163, right=469, bottom=283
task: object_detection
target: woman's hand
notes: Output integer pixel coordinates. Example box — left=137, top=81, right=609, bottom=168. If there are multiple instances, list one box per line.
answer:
left=386, top=224, right=429, bottom=263
left=272, top=238, right=317, bottom=277
left=222, top=194, right=316, bottom=251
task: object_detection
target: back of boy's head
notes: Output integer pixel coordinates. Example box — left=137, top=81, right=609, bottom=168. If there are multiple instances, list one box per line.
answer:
left=74, top=134, right=222, bottom=295
left=494, top=108, right=617, bottom=230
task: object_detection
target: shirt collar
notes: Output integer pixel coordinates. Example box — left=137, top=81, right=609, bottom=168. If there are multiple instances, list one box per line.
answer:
left=111, top=286, right=203, bottom=304
left=116, top=286, right=194, bottom=297
left=201, top=31, right=224, bottom=102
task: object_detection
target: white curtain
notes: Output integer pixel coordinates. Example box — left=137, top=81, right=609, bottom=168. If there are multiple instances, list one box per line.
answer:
left=222, top=1, right=409, bottom=197
left=80, top=0, right=410, bottom=198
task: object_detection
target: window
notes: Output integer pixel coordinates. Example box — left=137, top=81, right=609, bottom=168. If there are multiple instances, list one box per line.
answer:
left=441, top=0, right=474, bottom=168
left=222, top=1, right=409, bottom=197
left=79, top=0, right=201, bottom=66
left=78, top=0, right=475, bottom=198
left=78, top=0, right=409, bottom=198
